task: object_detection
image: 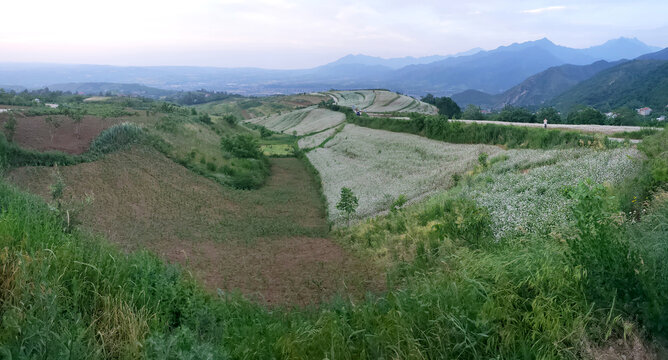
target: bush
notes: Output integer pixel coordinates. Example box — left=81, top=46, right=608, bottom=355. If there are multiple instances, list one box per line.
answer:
left=496, top=105, right=537, bottom=123
left=259, top=127, right=272, bottom=139
left=222, top=114, right=237, bottom=126
left=220, top=134, right=262, bottom=159
left=89, top=123, right=145, bottom=155
left=197, top=113, right=212, bottom=124
left=427, top=197, right=493, bottom=248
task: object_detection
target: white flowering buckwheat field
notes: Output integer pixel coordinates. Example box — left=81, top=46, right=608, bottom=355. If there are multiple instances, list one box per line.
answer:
left=305, top=124, right=503, bottom=223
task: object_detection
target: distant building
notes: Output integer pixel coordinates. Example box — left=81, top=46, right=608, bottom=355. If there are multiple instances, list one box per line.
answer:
left=33, top=98, right=40, bottom=103
left=481, top=109, right=491, bottom=114
left=604, top=112, right=618, bottom=119
left=45, top=103, right=59, bottom=109
left=637, top=107, right=652, bottom=116
left=657, top=115, right=666, bottom=122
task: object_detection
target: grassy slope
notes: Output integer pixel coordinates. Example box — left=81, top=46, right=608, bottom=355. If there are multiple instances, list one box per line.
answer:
left=1, top=135, right=665, bottom=358
left=2, top=96, right=667, bottom=358
left=6, top=146, right=383, bottom=305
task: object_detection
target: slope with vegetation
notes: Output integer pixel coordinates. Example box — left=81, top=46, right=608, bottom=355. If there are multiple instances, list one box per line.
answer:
left=451, top=60, right=622, bottom=109
left=1, top=89, right=667, bottom=359
left=551, top=59, right=668, bottom=112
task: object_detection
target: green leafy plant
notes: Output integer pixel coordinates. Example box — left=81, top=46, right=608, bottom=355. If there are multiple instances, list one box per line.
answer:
left=336, top=187, right=358, bottom=226
left=390, top=194, right=407, bottom=213
left=430, top=197, right=493, bottom=248
left=221, top=134, right=262, bottom=159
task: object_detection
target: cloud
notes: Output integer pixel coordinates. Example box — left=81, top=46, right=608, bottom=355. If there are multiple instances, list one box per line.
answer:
left=522, top=5, right=567, bottom=14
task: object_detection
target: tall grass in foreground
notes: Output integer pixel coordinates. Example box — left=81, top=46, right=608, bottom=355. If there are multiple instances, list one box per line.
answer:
left=2, top=168, right=667, bottom=358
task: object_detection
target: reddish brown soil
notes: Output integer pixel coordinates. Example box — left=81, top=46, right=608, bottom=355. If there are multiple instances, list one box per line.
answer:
left=8, top=148, right=383, bottom=306
left=585, top=335, right=662, bottom=360
left=2, top=114, right=122, bottom=154
left=156, top=236, right=381, bottom=306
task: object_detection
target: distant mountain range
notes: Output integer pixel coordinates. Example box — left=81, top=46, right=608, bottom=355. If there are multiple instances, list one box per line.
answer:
left=550, top=59, right=668, bottom=112
left=451, top=60, right=623, bottom=109
left=0, top=37, right=662, bottom=100
left=451, top=46, right=668, bottom=112
left=326, top=48, right=483, bottom=69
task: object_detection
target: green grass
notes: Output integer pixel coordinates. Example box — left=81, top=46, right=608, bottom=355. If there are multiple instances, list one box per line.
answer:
left=261, top=144, right=294, bottom=157
left=3, top=168, right=665, bottom=358
left=346, top=111, right=611, bottom=149
left=2, top=97, right=667, bottom=359
left=610, top=128, right=661, bottom=139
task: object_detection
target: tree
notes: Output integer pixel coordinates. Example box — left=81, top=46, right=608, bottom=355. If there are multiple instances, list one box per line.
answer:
left=4, top=112, right=17, bottom=142
left=566, top=107, right=606, bottom=125
left=497, top=106, right=536, bottom=123
left=336, top=187, right=359, bottom=226
left=462, top=104, right=485, bottom=120
left=421, top=94, right=461, bottom=119
left=221, top=134, right=262, bottom=159
left=44, top=116, right=62, bottom=144
left=68, top=109, right=85, bottom=138
left=536, top=107, right=561, bottom=124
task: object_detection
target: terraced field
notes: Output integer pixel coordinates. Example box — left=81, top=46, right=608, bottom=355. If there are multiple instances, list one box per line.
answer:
left=304, top=124, right=502, bottom=223
left=327, top=90, right=437, bottom=114
left=325, top=90, right=376, bottom=109
left=245, top=106, right=345, bottom=135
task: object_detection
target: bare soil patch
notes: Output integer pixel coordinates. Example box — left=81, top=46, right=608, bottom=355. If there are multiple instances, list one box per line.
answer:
left=7, top=148, right=380, bottom=305
left=1, top=113, right=123, bottom=154
left=156, top=236, right=381, bottom=306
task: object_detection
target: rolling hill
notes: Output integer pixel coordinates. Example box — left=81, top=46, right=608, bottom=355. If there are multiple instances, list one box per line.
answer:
left=48, top=82, right=175, bottom=98
left=550, top=59, right=668, bottom=112
left=451, top=60, right=623, bottom=109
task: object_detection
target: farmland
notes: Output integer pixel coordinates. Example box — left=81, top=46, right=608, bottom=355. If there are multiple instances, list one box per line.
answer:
left=326, top=90, right=438, bottom=114
left=0, top=90, right=667, bottom=359
left=245, top=106, right=345, bottom=135
left=304, top=124, right=502, bottom=223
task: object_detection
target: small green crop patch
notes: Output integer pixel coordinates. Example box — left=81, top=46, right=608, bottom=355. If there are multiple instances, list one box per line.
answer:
left=261, top=144, right=294, bottom=157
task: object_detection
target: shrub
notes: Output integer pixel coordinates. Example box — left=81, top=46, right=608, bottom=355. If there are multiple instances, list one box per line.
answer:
left=89, top=123, right=144, bottom=155
left=336, top=187, right=359, bottom=226
left=428, top=197, right=493, bottom=248
left=222, top=114, right=237, bottom=126
left=390, top=194, right=407, bottom=213
left=197, top=113, right=212, bottom=124
left=259, top=127, right=272, bottom=139
left=3, top=113, right=16, bottom=142
left=221, top=134, right=262, bottom=159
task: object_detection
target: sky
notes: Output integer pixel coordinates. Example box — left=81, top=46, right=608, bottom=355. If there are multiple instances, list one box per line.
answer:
left=1, top=0, right=667, bottom=69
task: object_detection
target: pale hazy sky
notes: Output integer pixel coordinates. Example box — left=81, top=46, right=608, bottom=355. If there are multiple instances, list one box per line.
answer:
left=2, top=0, right=667, bottom=69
